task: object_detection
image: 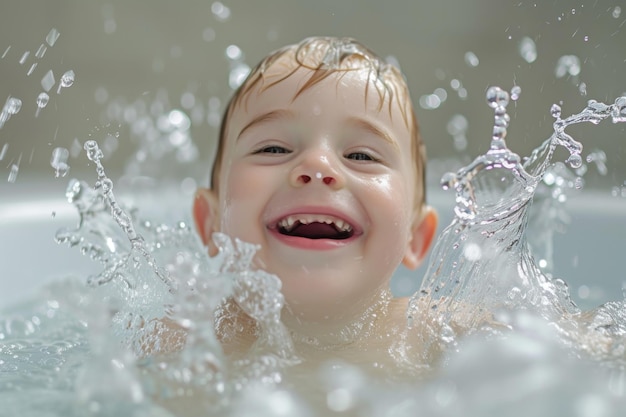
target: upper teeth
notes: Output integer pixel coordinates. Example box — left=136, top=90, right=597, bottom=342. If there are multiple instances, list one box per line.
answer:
left=278, top=214, right=353, bottom=233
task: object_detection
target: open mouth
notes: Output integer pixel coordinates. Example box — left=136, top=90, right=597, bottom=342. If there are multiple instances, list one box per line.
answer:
left=275, top=214, right=354, bottom=240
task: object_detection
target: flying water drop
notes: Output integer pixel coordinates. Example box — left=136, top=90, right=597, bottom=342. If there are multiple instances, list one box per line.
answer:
left=211, top=1, right=231, bottom=21
left=41, top=70, right=55, bottom=92
left=585, top=150, right=608, bottom=175
left=35, top=43, right=47, bottom=59
left=35, top=92, right=50, bottom=117
left=464, top=51, right=479, bottom=67
left=45, top=28, right=60, bottom=47
left=518, top=37, right=537, bottom=63
left=511, top=86, right=522, bottom=101
left=7, top=163, right=19, bottom=183
left=555, top=55, right=581, bottom=78
left=57, top=70, right=75, bottom=93
left=447, top=114, right=469, bottom=151
left=0, top=96, right=23, bottom=129
left=19, top=51, right=30, bottom=65
left=612, top=6, right=622, bottom=18
left=50, top=147, right=70, bottom=178
left=486, top=86, right=509, bottom=109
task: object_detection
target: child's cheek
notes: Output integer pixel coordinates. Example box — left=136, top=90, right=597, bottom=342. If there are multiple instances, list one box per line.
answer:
left=220, top=162, right=271, bottom=238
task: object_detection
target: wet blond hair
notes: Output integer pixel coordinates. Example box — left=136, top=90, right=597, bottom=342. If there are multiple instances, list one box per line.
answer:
left=211, top=36, right=426, bottom=206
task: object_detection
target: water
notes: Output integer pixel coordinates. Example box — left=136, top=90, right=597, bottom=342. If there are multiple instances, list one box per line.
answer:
left=2, top=4, right=626, bottom=414
left=2, top=86, right=626, bottom=415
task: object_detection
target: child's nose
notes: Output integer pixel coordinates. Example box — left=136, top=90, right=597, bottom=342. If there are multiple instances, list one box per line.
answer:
left=289, top=152, right=344, bottom=189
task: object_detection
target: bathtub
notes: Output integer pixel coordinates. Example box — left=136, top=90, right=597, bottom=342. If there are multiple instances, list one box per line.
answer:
left=2, top=177, right=623, bottom=312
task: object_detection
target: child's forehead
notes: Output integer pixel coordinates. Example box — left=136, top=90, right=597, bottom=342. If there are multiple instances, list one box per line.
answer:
left=235, top=66, right=398, bottom=123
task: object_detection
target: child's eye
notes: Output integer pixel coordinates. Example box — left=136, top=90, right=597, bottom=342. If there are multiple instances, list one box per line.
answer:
left=346, top=152, right=378, bottom=162
left=254, top=145, right=291, bottom=155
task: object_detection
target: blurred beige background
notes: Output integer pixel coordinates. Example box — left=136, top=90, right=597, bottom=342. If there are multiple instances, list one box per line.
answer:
left=0, top=0, right=625, bottom=192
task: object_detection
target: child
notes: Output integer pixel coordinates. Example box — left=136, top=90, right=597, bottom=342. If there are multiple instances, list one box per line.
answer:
left=191, top=36, right=438, bottom=369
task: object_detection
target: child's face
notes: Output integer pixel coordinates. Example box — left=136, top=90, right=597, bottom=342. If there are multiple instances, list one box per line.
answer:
left=194, top=65, right=436, bottom=320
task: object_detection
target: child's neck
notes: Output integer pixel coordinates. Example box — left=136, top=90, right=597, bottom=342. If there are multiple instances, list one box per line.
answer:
left=281, top=288, right=395, bottom=350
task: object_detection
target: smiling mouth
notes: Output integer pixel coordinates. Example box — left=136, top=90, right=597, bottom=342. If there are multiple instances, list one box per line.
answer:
left=275, top=214, right=355, bottom=240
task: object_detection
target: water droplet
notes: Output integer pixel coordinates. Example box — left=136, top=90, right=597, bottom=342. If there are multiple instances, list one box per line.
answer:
left=510, top=86, right=522, bottom=101
left=7, top=163, right=18, bottom=183
left=60, top=70, right=75, bottom=88
left=211, top=1, right=231, bottom=21
left=45, top=28, right=60, bottom=47
left=486, top=87, right=509, bottom=109
left=464, top=51, right=479, bottom=67
left=27, top=62, right=38, bottom=76
left=50, top=147, right=70, bottom=178
left=1, top=45, right=11, bottom=59
left=84, top=140, right=103, bottom=162
left=574, top=177, right=584, bottom=189
left=578, top=82, right=587, bottom=96
left=586, top=149, right=608, bottom=175
left=167, top=109, right=191, bottom=131
left=611, top=96, right=626, bottom=122
left=225, top=44, right=242, bottom=61
left=566, top=153, right=582, bottom=169
left=0, top=143, right=7, bottom=160
left=19, top=51, right=30, bottom=65
left=101, top=178, right=113, bottom=193
left=35, top=43, right=47, bottom=59
left=440, top=172, right=457, bottom=191
left=612, top=6, right=622, bottom=18
left=41, top=70, right=55, bottom=92
left=518, top=37, right=537, bottom=63
left=550, top=104, right=562, bottom=119
left=5, top=97, right=22, bottom=115
left=37, top=92, right=49, bottom=109
left=447, top=114, right=468, bottom=136
left=229, top=63, right=250, bottom=90
left=555, top=55, right=581, bottom=78
left=419, top=94, right=442, bottom=110
left=434, top=88, right=448, bottom=102
left=202, top=27, right=216, bottom=42
left=0, top=96, right=23, bottom=128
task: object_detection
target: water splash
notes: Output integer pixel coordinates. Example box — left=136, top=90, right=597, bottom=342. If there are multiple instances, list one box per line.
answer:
left=55, top=140, right=176, bottom=291
left=409, top=88, right=626, bottom=359
left=52, top=140, right=300, bottom=411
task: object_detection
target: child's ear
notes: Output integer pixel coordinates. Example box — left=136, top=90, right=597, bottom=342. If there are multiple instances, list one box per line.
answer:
left=402, top=206, right=438, bottom=270
left=192, top=188, right=220, bottom=257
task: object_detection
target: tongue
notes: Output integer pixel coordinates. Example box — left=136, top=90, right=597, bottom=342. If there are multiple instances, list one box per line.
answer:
left=290, top=222, right=340, bottom=239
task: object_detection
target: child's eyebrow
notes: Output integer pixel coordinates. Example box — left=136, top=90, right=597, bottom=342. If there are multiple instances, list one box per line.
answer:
left=346, top=117, right=399, bottom=150
left=237, top=109, right=296, bottom=140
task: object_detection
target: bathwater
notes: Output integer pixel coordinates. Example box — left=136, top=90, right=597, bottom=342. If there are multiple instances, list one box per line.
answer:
left=2, top=3, right=626, bottom=416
